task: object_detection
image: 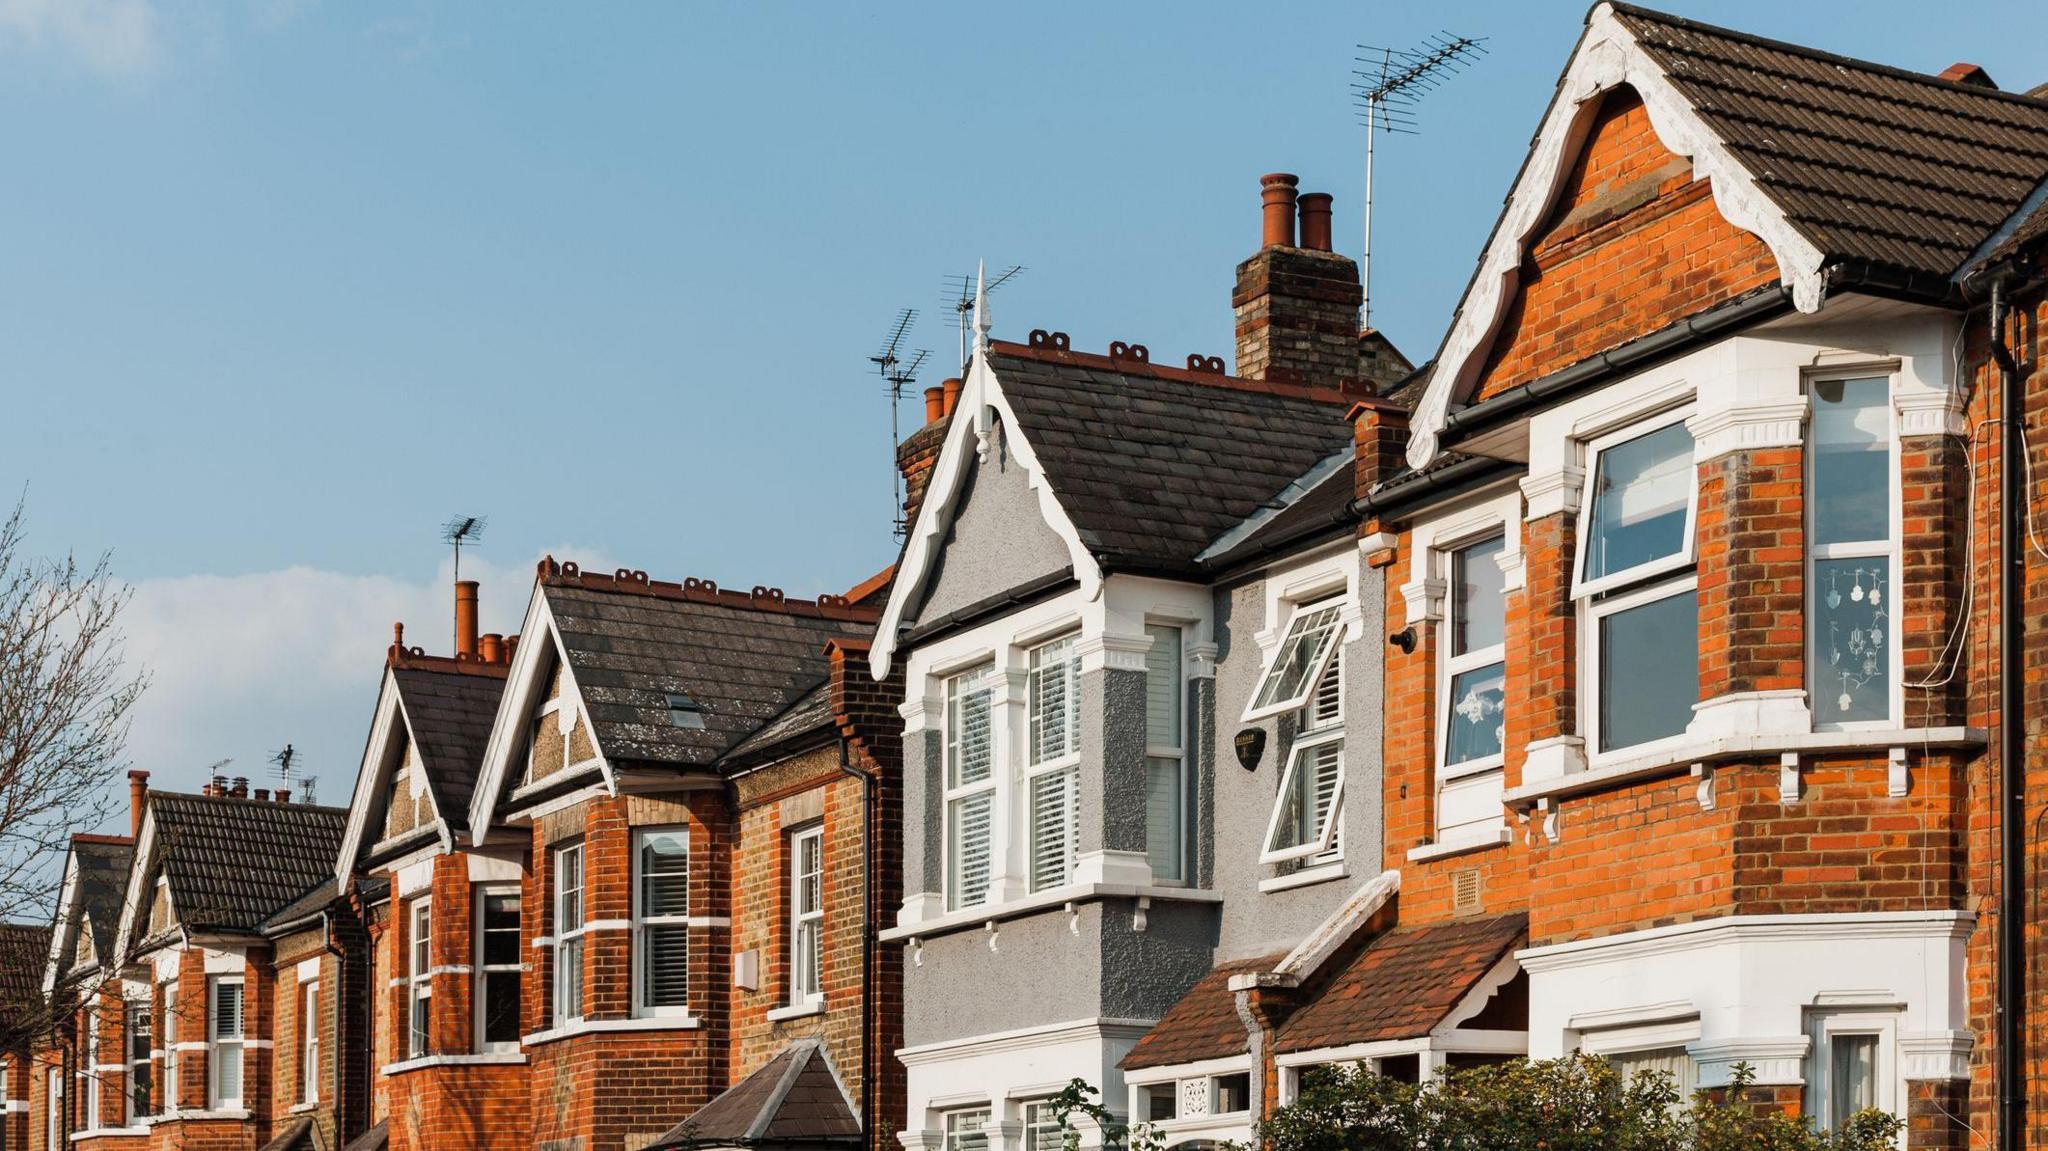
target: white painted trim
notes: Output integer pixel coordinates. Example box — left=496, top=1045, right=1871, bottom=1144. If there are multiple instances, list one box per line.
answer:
left=1406, top=1, right=1829, bottom=469
left=468, top=589, right=612, bottom=840
left=872, top=346, right=1107, bottom=678
left=1406, top=828, right=1513, bottom=862
left=896, top=1017, right=1156, bottom=1066
left=520, top=1016, right=701, bottom=1046
left=765, top=1001, right=826, bottom=1023
left=1273, top=869, right=1400, bottom=984
left=1518, top=911, right=1972, bottom=972
left=381, top=1052, right=528, bottom=1076
left=1256, top=862, right=1348, bottom=894
left=1121, top=1054, right=1254, bottom=1087
left=884, top=883, right=1219, bottom=943
left=1687, top=397, right=1808, bottom=462
left=338, top=668, right=451, bottom=888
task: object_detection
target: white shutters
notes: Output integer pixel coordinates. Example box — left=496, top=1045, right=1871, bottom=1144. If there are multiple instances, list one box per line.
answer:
left=1026, top=636, right=1080, bottom=891
left=1144, top=623, right=1186, bottom=883
left=944, top=665, right=997, bottom=910
left=635, top=829, right=691, bottom=1015
left=1262, top=650, right=1345, bottom=865
left=790, top=826, right=824, bottom=1005
left=209, top=977, right=244, bottom=1108
left=553, top=844, right=585, bottom=1024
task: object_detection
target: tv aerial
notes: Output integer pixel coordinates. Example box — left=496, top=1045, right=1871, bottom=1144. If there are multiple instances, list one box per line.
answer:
left=944, top=265, right=1022, bottom=370
left=441, top=514, right=487, bottom=653
left=870, top=310, right=930, bottom=540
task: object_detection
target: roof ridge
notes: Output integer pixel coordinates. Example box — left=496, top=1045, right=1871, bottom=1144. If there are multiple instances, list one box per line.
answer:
left=71, top=833, right=134, bottom=846
left=988, top=338, right=1365, bottom=407
left=537, top=557, right=882, bottom=624
left=152, top=789, right=349, bottom=816
left=388, top=650, right=512, bottom=678
left=1608, top=1, right=2048, bottom=113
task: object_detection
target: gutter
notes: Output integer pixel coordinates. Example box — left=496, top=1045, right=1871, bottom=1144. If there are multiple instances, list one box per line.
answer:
left=1348, top=454, right=1522, bottom=522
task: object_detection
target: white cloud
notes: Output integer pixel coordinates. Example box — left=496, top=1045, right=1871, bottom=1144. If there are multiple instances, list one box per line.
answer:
left=0, top=0, right=158, bottom=77
left=117, top=548, right=612, bottom=811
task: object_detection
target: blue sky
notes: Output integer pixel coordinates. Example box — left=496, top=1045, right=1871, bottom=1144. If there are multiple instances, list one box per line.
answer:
left=4, top=0, right=2043, bottom=807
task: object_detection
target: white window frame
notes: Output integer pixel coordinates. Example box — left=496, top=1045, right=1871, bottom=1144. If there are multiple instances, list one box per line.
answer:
left=1807, top=1009, right=1899, bottom=1130
left=1570, top=407, right=1699, bottom=599
left=1583, top=573, right=1700, bottom=763
left=632, top=826, right=692, bottom=1019
left=80, top=1002, right=99, bottom=1131
left=48, top=1065, right=63, bottom=1148
left=126, top=997, right=153, bottom=1122
left=297, top=980, right=318, bottom=1105
left=407, top=898, right=432, bottom=1058
left=1144, top=621, right=1188, bottom=885
left=1024, top=633, right=1082, bottom=892
left=1242, top=599, right=1345, bottom=722
left=1437, top=532, right=1508, bottom=787
left=942, top=663, right=998, bottom=911
left=207, top=975, right=244, bottom=1111
left=1260, top=679, right=1346, bottom=865
left=1021, top=1099, right=1063, bottom=1151
left=475, top=886, right=523, bottom=1053
left=942, top=1107, right=992, bottom=1151
left=162, top=984, right=178, bottom=1112
left=1806, top=368, right=1902, bottom=732
left=788, top=824, right=824, bottom=1008
left=552, top=842, right=586, bottom=1026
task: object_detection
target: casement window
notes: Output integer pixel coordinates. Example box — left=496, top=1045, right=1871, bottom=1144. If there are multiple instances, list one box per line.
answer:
left=552, top=843, right=586, bottom=1025
left=476, top=889, right=523, bottom=1051
left=788, top=825, right=824, bottom=1007
left=163, top=985, right=178, bottom=1111
left=47, top=1066, right=63, bottom=1148
left=80, top=1003, right=99, bottom=1129
left=1244, top=600, right=1344, bottom=721
left=1439, top=534, right=1507, bottom=841
left=1022, top=1100, right=1063, bottom=1151
left=1262, top=648, right=1345, bottom=865
left=128, top=999, right=154, bottom=1120
left=298, top=981, right=318, bottom=1104
left=208, top=976, right=244, bottom=1109
left=1809, top=374, right=1897, bottom=727
left=1144, top=623, right=1187, bottom=884
left=1809, top=1011, right=1896, bottom=1130
left=634, top=828, right=691, bottom=1016
left=1026, top=634, right=1081, bottom=892
left=1575, top=415, right=1699, bottom=756
left=943, top=664, right=996, bottom=910
left=942, top=1108, right=991, bottom=1151
left=407, top=899, right=432, bottom=1057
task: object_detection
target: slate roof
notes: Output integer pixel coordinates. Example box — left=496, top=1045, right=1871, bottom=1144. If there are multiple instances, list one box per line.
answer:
left=643, top=1039, right=860, bottom=1150
left=390, top=659, right=508, bottom=835
left=1609, top=3, right=2048, bottom=282
left=148, top=792, right=349, bottom=936
left=987, top=341, right=1358, bottom=576
left=1274, top=913, right=1527, bottom=1054
left=1120, top=953, right=1283, bottom=1071
left=540, top=567, right=875, bottom=769
left=68, top=836, right=134, bottom=974
left=1199, top=456, right=1357, bottom=572
left=0, top=922, right=51, bottom=1018
left=723, top=679, right=835, bottom=765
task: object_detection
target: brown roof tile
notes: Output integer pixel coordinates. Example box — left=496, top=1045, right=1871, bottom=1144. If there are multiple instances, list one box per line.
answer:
left=1120, top=953, right=1282, bottom=1072
left=1275, top=913, right=1527, bottom=1054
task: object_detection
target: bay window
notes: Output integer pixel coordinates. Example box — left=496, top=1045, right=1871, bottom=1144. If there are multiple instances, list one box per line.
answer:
left=943, top=664, right=996, bottom=910
left=1026, top=634, right=1081, bottom=892
left=407, top=899, right=431, bottom=1057
left=128, top=999, right=154, bottom=1120
left=789, top=825, right=824, bottom=1007
left=942, top=1108, right=991, bottom=1151
left=476, top=889, right=522, bottom=1050
left=552, top=843, right=585, bottom=1025
left=1440, top=534, right=1507, bottom=842
left=634, top=828, right=691, bottom=1016
left=1808, top=1010, right=1896, bottom=1129
left=1575, top=415, right=1699, bottom=756
left=1809, top=374, right=1896, bottom=726
left=208, top=976, right=244, bottom=1110
left=1144, top=623, right=1187, bottom=884
left=1262, top=648, right=1345, bottom=865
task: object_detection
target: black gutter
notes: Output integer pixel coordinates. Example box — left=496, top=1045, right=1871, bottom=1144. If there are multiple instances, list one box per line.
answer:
left=1349, top=454, right=1523, bottom=523
left=897, top=568, right=1076, bottom=649
left=1990, top=270, right=2026, bottom=1151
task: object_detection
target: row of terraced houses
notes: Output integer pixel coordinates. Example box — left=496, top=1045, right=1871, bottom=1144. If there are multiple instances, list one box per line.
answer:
left=9, top=4, right=2048, bottom=1149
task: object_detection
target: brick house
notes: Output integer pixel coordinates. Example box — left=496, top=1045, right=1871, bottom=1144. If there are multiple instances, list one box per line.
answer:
left=34, top=825, right=136, bottom=1151
left=2, top=921, right=52, bottom=1150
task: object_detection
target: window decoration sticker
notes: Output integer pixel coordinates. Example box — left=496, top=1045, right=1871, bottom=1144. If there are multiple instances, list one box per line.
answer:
left=1818, top=561, right=1889, bottom=719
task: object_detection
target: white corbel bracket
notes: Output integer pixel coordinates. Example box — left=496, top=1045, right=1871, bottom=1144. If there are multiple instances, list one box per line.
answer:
left=1691, top=762, right=1716, bottom=811
left=984, top=920, right=999, bottom=953
left=1539, top=799, right=1561, bottom=844
left=1779, top=752, right=1801, bottom=804
left=1888, top=746, right=1910, bottom=798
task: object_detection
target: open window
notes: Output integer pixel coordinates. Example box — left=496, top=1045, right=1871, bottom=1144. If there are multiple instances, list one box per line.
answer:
left=1244, top=601, right=1344, bottom=722
left=1262, top=652, right=1345, bottom=865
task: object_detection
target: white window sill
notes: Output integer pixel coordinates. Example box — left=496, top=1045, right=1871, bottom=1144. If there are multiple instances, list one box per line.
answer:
left=71, top=1127, right=150, bottom=1140
left=145, top=1110, right=251, bottom=1124
left=883, top=882, right=1222, bottom=943
left=1504, top=726, right=1985, bottom=809
left=1406, top=828, right=1513, bottom=863
left=521, top=1015, right=700, bottom=1047
left=1258, top=861, right=1347, bottom=894
left=381, top=1051, right=529, bottom=1075
left=288, top=1102, right=320, bottom=1114
left=765, top=999, right=826, bottom=1023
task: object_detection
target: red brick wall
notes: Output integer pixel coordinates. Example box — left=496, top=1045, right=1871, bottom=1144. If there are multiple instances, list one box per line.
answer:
left=1472, top=86, right=1780, bottom=401
left=1695, top=447, right=1804, bottom=698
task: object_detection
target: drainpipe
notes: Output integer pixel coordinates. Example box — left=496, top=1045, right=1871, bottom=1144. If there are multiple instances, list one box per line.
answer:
left=838, top=739, right=877, bottom=1141
left=1991, top=273, right=2026, bottom=1151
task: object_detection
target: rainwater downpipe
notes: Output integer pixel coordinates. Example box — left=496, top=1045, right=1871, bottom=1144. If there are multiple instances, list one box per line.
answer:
left=839, top=738, right=877, bottom=1141
left=1992, top=273, right=2025, bottom=1151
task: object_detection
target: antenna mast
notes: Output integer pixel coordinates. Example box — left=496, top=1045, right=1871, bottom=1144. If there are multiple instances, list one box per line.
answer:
left=269, top=743, right=300, bottom=798
left=440, top=515, right=487, bottom=653
left=1353, top=32, right=1486, bottom=328
left=870, top=311, right=929, bottom=541
left=946, top=265, right=1024, bottom=370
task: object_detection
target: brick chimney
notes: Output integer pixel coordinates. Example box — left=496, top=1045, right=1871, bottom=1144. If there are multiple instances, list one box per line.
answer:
left=128, top=770, right=149, bottom=837
left=455, top=580, right=480, bottom=659
left=1233, top=174, right=1367, bottom=387
left=897, top=378, right=958, bottom=532
left=1938, top=62, right=1996, bottom=88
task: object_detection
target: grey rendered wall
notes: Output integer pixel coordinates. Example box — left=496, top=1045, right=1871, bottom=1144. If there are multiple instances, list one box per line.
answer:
left=902, top=727, right=943, bottom=901
left=914, top=418, right=1071, bottom=623
left=1205, top=560, right=1387, bottom=962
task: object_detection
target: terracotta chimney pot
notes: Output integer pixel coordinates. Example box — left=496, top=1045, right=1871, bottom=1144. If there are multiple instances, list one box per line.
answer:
left=924, top=386, right=945, bottom=424
left=231, top=776, right=249, bottom=799
left=942, top=377, right=962, bottom=416
left=480, top=633, right=505, bottom=665
left=1261, top=173, right=1300, bottom=248
left=128, top=770, right=149, bottom=838
left=1299, top=192, right=1333, bottom=252
left=455, top=581, right=480, bottom=658
left=276, top=788, right=292, bottom=804
left=254, top=789, right=270, bottom=802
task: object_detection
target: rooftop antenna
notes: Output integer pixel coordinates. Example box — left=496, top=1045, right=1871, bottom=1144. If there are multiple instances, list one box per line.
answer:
left=268, top=743, right=304, bottom=799
left=440, top=514, right=486, bottom=652
left=1353, top=32, right=1486, bottom=328
left=945, top=264, right=1023, bottom=369
left=869, top=310, right=930, bottom=540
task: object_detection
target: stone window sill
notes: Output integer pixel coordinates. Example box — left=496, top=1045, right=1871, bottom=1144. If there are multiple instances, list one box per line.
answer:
left=1258, top=861, right=1347, bottom=894
left=521, top=1015, right=700, bottom=1047
left=381, top=1051, right=530, bottom=1075
left=883, top=882, right=1222, bottom=943
left=1405, top=828, right=1512, bottom=863
left=766, top=1000, right=825, bottom=1023
left=288, top=1102, right=320, bottom=1114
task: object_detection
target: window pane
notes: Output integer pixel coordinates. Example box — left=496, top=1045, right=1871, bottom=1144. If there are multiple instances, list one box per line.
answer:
left=1829, top=1034, right=1880, bottom=1128
left=1812, top=376, right=1890, bottom=546
left=945, top=1110, right=991, bottom=1151
left=482, top=893, right=521, bottom=967
left=1269, top=739, right=1341, bottom=854
left=1586, top=422, right=1693, bottom=581
left=948, top=792, right=992, bottom=909
left=639, top=832, right=690, bottom=918
left=796, top=833, right=822, bottom=916
left=1599, top=589, right=1699, bottom=752
left=1453, top=536, right=1506, bottom=655
left=1028, top=637, right=1077, bottom=765
left=1029, top=766, right=1078, bottom=891
left=1307, top=648, right=1343, bottom=731
left=1814, top=557, right=1891, bottom=723
left=1146, top=756, right=1183, bottom=883
left=483, top=969, right=521, bottom=1044
left=1024, top=1102, right=1062, bottom=1151
left=947, top=675, right=993, bottom=788
left=1445, top=662, right=1506, bottom=765
left=557, top=846, right=583, bottom=930
left=795, top=920, right=821, bottom=1000
left=1145, top=625, right=1183, bottom=747
left=213, top=982, right=243, bottom=1038
left=409, top=989, right=430, bottom=1056
left=1254, top=604, right=1341, bottom=711
left=640, top=923, right=689, bottom=1008
left=557, top=936, right=583, bottom=1021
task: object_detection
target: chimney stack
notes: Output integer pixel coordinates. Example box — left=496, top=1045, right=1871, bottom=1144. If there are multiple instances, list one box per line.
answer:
left=1233, top=174, right=1368, bottom=388
left=924, top=386, right=945, bottom=425
left=1938, top=61, right=1996, bottom=88
left=480, top=633, right=505, bottom=665
left=455, top=581, right=480, bottom=659
left=899, top=379, right=964, bottom=533
left=128, top=770, right=149, bottom=838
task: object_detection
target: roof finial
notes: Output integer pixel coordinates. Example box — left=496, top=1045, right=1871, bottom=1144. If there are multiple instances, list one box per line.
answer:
left=971, top=259, right=990, bottom=357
